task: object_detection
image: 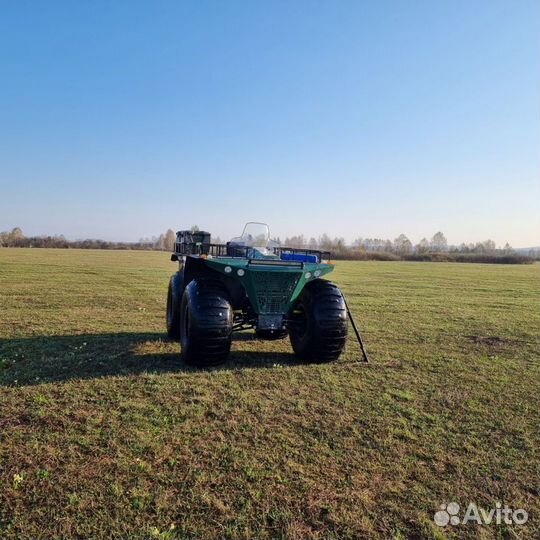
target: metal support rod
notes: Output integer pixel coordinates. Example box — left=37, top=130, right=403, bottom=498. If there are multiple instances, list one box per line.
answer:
left=343, top=296, right=369, bottom=363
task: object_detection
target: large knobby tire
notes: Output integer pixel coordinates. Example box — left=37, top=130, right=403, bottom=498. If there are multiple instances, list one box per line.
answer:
left=166, top=272, right=183, bottom=340
left=289, top=280, right=348, bottom=362
left=180, top=279, right=233, bottom=367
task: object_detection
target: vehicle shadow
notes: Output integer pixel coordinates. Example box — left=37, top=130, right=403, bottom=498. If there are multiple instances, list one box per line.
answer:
left=0, top=332, right=299, bottom=387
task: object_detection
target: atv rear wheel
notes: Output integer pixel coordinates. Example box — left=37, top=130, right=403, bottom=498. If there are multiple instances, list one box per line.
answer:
left=289, top=280, right=348, bottom=362
left=166, top=272, right=183, bottom=340
left=180, top=279, right=233, bottom=367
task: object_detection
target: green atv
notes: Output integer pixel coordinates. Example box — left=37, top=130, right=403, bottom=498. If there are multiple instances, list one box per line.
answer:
left=166, top=222, right=367, bottom=367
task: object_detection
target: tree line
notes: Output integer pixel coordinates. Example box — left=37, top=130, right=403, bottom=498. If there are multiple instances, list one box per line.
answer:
left=283, top=231, right=520, bottom=255
left=1, top=227, right=537, bottom=264
left=0, top=227, right=177, bottom=251
left=280, top=231, right=536, bottom=264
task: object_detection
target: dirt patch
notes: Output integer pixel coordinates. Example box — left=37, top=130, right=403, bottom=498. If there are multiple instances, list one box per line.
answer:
left=464, top=335, right=518, bottom=352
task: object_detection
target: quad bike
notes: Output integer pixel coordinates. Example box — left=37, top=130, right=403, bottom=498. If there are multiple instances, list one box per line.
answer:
left=166, top=222, right=368, bottom=367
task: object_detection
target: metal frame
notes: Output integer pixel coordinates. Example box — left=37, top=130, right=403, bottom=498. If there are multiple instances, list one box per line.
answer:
left=173, top=240, right=331, bottom=263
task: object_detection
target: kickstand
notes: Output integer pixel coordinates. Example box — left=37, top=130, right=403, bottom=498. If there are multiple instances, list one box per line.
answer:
left=343, top=296, right=369, bottom=363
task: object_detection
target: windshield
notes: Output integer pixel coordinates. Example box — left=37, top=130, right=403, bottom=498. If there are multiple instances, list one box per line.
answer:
left=240, top=222, right=270, bottom=247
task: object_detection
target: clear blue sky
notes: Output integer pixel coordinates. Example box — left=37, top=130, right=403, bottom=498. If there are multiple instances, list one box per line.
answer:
left=1, top=1, right=538, bottom=246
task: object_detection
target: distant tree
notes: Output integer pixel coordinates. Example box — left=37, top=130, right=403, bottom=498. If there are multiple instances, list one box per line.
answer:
left=361, top=238, right=372, bottom=251
left=483, top=239, right=496, bottom=252
left=157, top=234, right=166, bottom=250
left=284, top=234, right=305, bottom=248
left=308, top=237, right=319, bottom=249
left=393, top=234, right=412, bottom=254
left=0, top=227, right=25, bottom=247
left=502, top=242, right=513, bottom=254
left=334, top=237, right=346, bottom=251
left=430, top=231, right=447, bottom=252
left=470, top=240, right=495, bottom=253
left=373, top=238, right=386, bottom=251
left=318, top=234, right=333, bottom=251
left=190, top=225, right=200, bottom=233
left=416, top=237, right=430, bottom=253
left=164, top=229, right=176, bottom=251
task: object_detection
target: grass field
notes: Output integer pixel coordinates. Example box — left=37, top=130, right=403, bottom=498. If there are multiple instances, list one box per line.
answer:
left=0, top=249, right=538, bottom=540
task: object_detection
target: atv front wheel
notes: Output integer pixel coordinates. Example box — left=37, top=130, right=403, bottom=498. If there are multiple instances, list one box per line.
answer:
left=180, top=279, right=233, bottom=367
left=289, top=280, right=348, bottom=362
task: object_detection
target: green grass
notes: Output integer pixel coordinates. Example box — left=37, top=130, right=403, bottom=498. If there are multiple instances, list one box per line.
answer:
left=0, top=248, right=539, bottom=539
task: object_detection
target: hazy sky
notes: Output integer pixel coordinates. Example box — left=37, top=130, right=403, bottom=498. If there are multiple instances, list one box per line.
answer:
left=1, top=1, right=539, bottom=246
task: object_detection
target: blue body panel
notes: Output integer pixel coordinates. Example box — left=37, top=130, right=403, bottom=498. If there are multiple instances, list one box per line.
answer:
left=280, top=252, right=318, bottom=264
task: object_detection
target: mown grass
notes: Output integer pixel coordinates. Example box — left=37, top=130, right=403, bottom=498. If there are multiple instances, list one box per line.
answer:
left=0, top=248, right=538, bottom=540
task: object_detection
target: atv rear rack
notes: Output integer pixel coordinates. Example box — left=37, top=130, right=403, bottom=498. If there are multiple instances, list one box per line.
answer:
left=173, top=240, right=331, bottom=263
